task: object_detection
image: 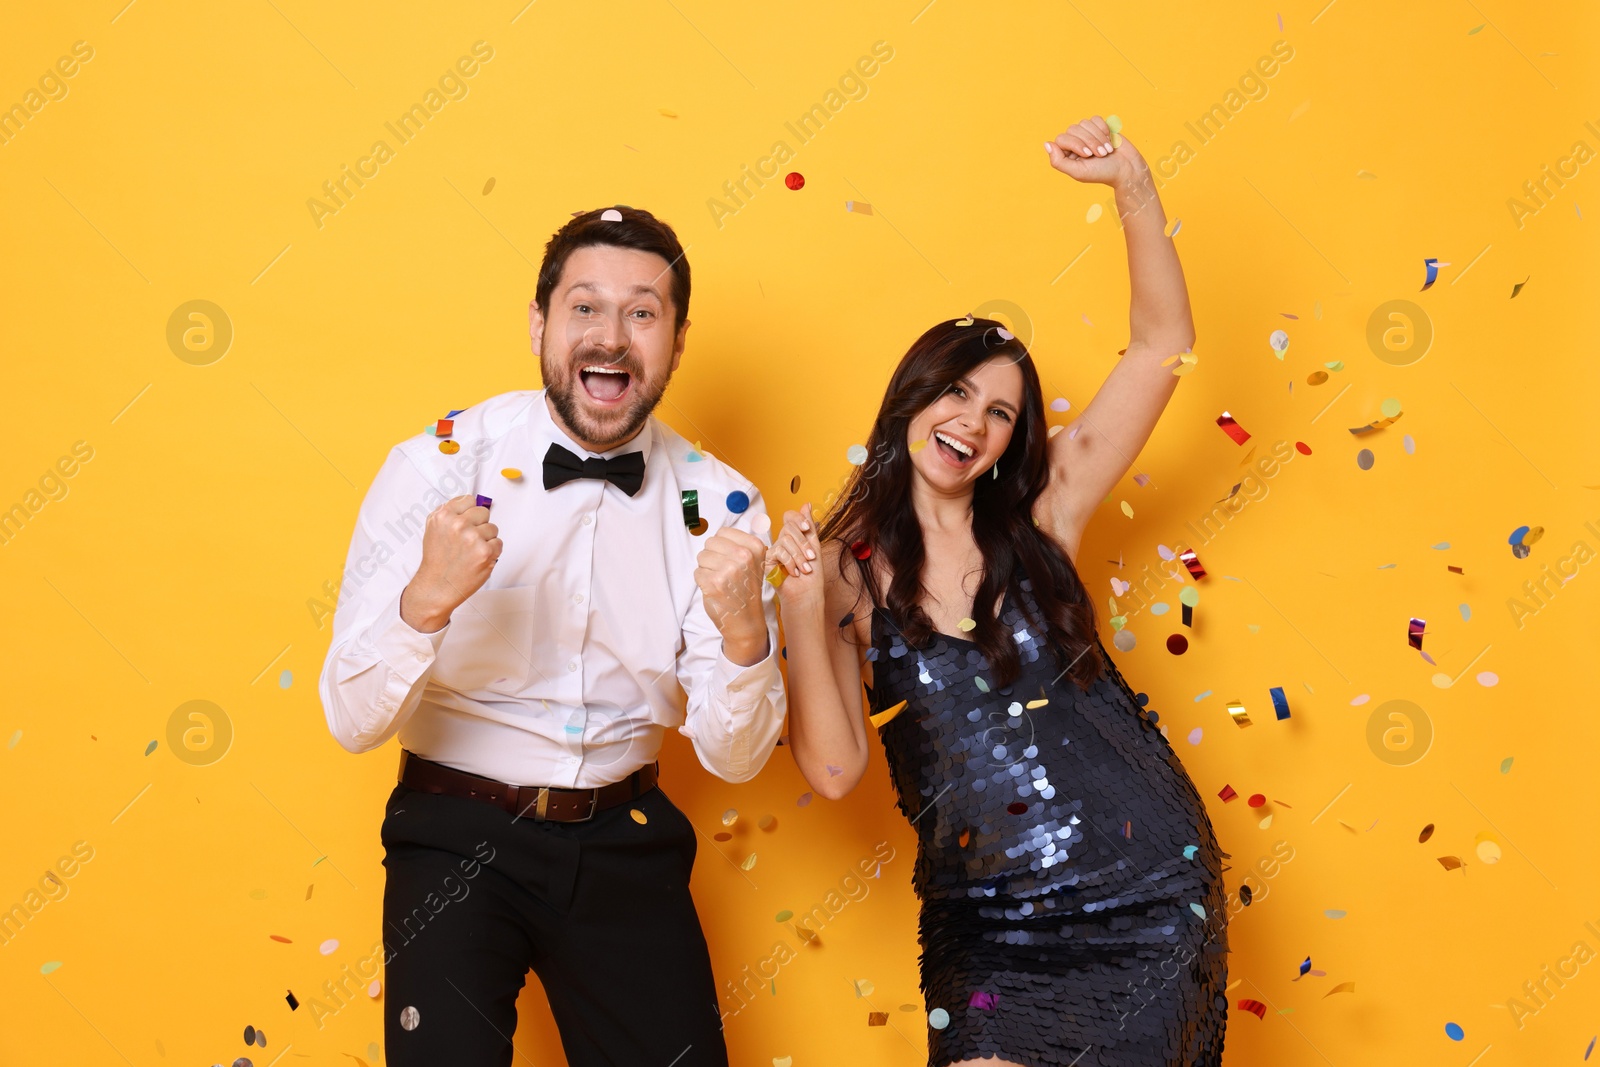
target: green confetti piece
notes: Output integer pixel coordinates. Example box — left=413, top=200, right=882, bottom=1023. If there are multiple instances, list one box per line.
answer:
left=1179, top=587, right=1199, bottom=607
left=40, top=961, right=62, bottom=975
left=311, top=856, right=328, bottom=867
left=1468, top=23, right=1485, bottom=33
left=975, top=677, right=990, bottom=693
left=1324, top=360, right=1345, bottom=372
left=1500, top=756, right=1514, bottom=774
left=1189, top=902, right=1207, bottom=919
left=775, top=910, right=794, bottom=923
left=1106, top=114, right=1123, bottom=135
left=144, top=740, right=158, bottom=756
left=1380, top=397, right=1402, bottom=418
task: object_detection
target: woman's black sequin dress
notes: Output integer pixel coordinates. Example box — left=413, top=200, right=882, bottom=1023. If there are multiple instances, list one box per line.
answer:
left=865, top=570, right=1230, bottom=1067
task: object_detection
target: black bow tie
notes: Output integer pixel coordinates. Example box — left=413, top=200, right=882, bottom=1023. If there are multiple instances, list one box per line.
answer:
left=541, top=442, right=646, bottom=497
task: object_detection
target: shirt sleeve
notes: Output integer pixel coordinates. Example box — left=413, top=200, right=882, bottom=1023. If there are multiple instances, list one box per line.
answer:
left=674, top=483, right=788, bottom=783
left=318, top=445, right=453, bottom=754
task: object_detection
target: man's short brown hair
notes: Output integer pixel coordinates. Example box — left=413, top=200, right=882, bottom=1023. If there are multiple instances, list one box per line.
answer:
left=535, top=206, right=691, bottom=330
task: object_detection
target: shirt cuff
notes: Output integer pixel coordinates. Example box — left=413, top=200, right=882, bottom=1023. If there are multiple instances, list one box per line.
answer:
left=372, top=587, right=450, bottom=683
left=713, top=633, right=779, bottom=703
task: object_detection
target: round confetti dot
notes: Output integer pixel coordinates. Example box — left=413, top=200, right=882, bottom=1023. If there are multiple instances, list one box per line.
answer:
left=1403, top=434, right=1415, bottom=454
left=255, top=1029, right=267, bottom=1048
left=1325, top=909, right=1347, bottom=919
left=40, top=960, right=62, bottom=975
left=721, top=808, right=738, bottom=826
left=1445, top=1022, right=1464, bottom=1041
left=929, top=1008, right=950, bottom=1030
left=1380, top=397, right=1402, bottom=417
left=245, top=1026, right=256, bottom=1045
left=1112, top=629, right=1136, bottom=652
left=1186, top=727, right=1202, bottom=745
left=1119, top=500, right=1134, bottom=518
left=1049, top=397, right=1071, bottom=412
left=1356, top=448, right=1375, bottom=470
left=784, top=171, right=804, bottom=190
left=278, top=669, right=292, bottom=689
left=1166, top=633, right=1188, bottom=655
left=1307, top=370, right=1329, bottom=385
left=789, top=475, right=800, bottom=493
left=726, top=490, right=750, bottom=514
left=846, top=444, right=868, bottom=465
left=232, top=1059, right=254, bottom=1067
left=1178, top=587, right=1199, bottom=607
left=1476, top=838, right=1501, bottom=864
left=400, top=1006, right=421, bottom=1031
left=1477, top=671, right=1498, bottom=687
left=759, top=814, right=777, bottom=831
left=482, top=177, right=496, bottom=195
left=1295, top=441, right=1312, bottom=455
left=1430, top=673, right=1452, bottom=689
left=688, top=517, right=709, bottom=536
left=1269, top=329, right=1289, bottom=352
left=775, top=910, right=794, bottom=922
left=1419, top=823, right=1434, bottom=843
left=1350, top=693, right=1371, bottom=705
left=600, top=208, right=623, bottom=222
left=1006, top=802, right=1028, bottom=815
left=957, top=617, right=976, bottom=632
left=630, top=809, right=648, bottom=824
left=439, top=440, right=460, bottom=454
left=1239, top=884, right=1254, bottom=906
left=797, top=792, right=813, bottom=806
left=1247, top=793, right=1266, bottom=808
left=1512, top=542, right=1531, bottom=559
left=320, top=939, right=339, bottom=955
left=502, top=467, right=523, bottom=480
left=1150, top=602, right=1170, bottom=616
left=368, top=980, right=381, bottom=998
left=1086, top=203, right=1103, bottom=223
left=714, top=831, right=732, bottom=841
left=850, top=540, right=872, bottom=560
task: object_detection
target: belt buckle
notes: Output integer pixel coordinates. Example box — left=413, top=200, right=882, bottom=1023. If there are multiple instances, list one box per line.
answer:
left=576, top=788, right=599, bottom=822
left=522, top=786, right=599, bottom=822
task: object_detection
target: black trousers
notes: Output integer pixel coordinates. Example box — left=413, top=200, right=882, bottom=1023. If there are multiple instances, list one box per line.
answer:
left=379, top=773, right=729, bottom=1066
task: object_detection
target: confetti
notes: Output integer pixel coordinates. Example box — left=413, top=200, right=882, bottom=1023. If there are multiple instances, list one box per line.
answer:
left=1226, top=700, right=1251, bottom=728
left=1478, top=672, right=1499, bottom=687
left=502, top=467, right=522, bottom=480
left=1240, top=884, right=1254, bottom=906
left=1269, top=686, right=1290, bottom=720
left=726, top=490, right=750, bottom=514
left=721, top=808, right=738, bottom=826
left=1190, top=902, right=1208, bottom=919
left=1511, top=276, right=1529, bottom=298
left=1106, top=113, right=1123, bottom=148
left=870, top=700, right=908, bottom=728
left=600, top=209, right=623, bottom=222
left=658, top=108, right=677, bottom=118
left=144, top=739, right=158, bottom=756
left=1467, top=23, right=1484, bottom=34
left=1186, top=726, right=1202, bottom=744
left=6, top=730, right=18, bottom=749
left=1248, top=794, right=1266, bottom=808
left=1238, top=999, right=1267, bottom=1020
left=1325, top=909, right=1347, bottom=919
left=285, top=990, right=299, bottom=1010
left=1437, top=856, right=1465, bottom=871
left=429, top=419, right=453, bottom=438
left=1218, top=784, right=1238, bottom=802
left=1445, top=1021, right=1464, bottom=1040
left=1500, top=756, right=1514, bottom=773
left=1179, top=548, right=1207, bottom=580
left=740, top=853, right=757, bottom=870
left=868, top=1011, right=889, bottom=1025
left=1183, top=845, right=1199, bottom=860
left=1325, top=982, right=1355, bottom=996
left=1356, top=448, right=1374, bottom=470
left=630, top=809, right=647, bottom=824
left=929, top=1008, right=950, bottom=1030
left=796, top=792, right=813, bottom=807
left=439, top=441, right=460, bottom=454
left=969, top=991, right=999, bottom=1010
left=1167, top=634, right=1189, bottom=655
left=1216, top=411, right=1251, bottom=445
left=269, top=934, right=293, bottom=943
left=784, top=172, right=804, bottom=190
left=1050, top=397, right=1071, bottom=412
left=845, top=200, right=873, bottom=214
left=1408, top=617, right=1426, bottom=650
left=846, top=444, right=868, bottom=465
left=957, top=617, right=976, bottom=631
left=1167, top=218, right=1182, bottom=236
left=320, top=939, right=339, bottom=955
left=368, top=980, right=380, bottom=997
left=482, top=178, right=496, bottom=195
left=279, top=669, right=293, bottom=688
left=789, top=474, right=800, bottom=493
left=475, top=494, right=492, bottom=509
left=1086, top=203, right=1103, bottom=223
left=1421, top=258, right=1440, bottom=290
left=1418, top=823, right=1435, bottom=843
left=40, top=960, right=62, bottom=975
left=1269, top=329, right=1289, bottom=358
left=400, top=1006, right=421, bottom=1031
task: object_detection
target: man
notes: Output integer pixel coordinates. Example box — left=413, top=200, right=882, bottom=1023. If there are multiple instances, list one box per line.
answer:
left=318, top=206, right=785, bottom=1066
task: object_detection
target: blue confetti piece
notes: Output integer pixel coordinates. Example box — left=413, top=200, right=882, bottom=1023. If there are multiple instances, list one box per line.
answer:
left=1189, top=902, right=1207, bottom=919
left=1269, top=686, right=1290, bottom=720
left=1445, top=1022, right=1464, bottom=1041
left=726, top=490, right=750, bottom=514
left=1298, top=956, right=1312, bottom=976
left=1421, top=257, right=1440, bottom=290
left=1584, top=1035, right=1595, bottom=1060
left=1509, top=525, right=1530, bottom=546
left=564, top=725, right=583, bottom=734
left=447, top=409, right=466, bottom=418
left=1150, top=602, right=1170, bottom=616
left=1183, top=845, right=1199, bottom=860
left=144, top=740, right=158, bottom=756
left=686, top=451, right=703, bottom=462
left=1193, top=690, right=1212, bottom=702
left=279, top=669, right=293, bottom=689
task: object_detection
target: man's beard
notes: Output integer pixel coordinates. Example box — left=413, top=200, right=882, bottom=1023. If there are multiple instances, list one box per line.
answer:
left=542, top=348, right=670, bottom=451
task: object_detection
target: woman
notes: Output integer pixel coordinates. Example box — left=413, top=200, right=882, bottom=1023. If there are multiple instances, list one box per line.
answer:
left=767, top=116, right=1229, bottom=1066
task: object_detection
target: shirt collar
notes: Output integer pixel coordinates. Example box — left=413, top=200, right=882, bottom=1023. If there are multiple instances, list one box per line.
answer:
left=532, top=388, right=656, bottom=465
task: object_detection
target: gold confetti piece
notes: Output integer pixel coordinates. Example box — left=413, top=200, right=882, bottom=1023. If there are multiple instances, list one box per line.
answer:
left=1086, top=203, right=1103, bottom=223
left=855, top=979, right=875, bottom=996
left=1119, top=500, right=1134, bottom=518
left=1227, top=701, right=1252, bottom=728
left=1308, top=370, right=1328, bottom=385
left=1025, top=698, right=1049, bottom=709
left=910, top=438, right=927, bottom=453
left=774, top=1058, right=793, bottom=1067
left=765, top=564, right=787, bottom=588
left=868, top=1011, right=889, bottom=1026
left=957, top=617, right=976, bottom=631
left=758, top=814, right=777, bottom=831
left=1348, top=414, right=1402, bottom=435
left=740, top=853, right=758, bottom=870
left=955, top=314, right=975, bottom=326
left=1437, top=855, right=1465, bottom=871
left=630, top=809, right=648, bottom=824
left=721, top=808, right=738, bottom=826
left=482, top=177, right=496, bottom=195
left=845, top=200, right=874, bottom=214
left=439, top=440, right=460, bottom=454
left=659, top=108, right=678, bottom=118
left=1226, top=978, right=1243, bottom=992
left=501, top=467, right=522, bottom=480
left=1325, top=982, right=1356, bottom=997
left=1258, top=814, right=1273, bottom=829
left=306, top=883, right=314, bottom=901
left=870, top=699, right=908, bottom=728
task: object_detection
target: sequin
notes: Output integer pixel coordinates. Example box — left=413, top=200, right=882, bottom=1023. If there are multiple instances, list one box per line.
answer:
left=866, top=567, right=1230, bottom=1066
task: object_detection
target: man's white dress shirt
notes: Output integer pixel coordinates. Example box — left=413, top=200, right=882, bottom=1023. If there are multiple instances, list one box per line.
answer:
left=318, top=389, right=786, bottom=787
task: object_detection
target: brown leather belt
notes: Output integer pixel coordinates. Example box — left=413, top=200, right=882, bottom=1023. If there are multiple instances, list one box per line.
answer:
left=398, top=750, right=658, bottom=822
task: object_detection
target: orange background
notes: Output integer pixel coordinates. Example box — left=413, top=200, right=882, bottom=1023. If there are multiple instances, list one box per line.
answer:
left=1, top=1, right=1596, bottom=1064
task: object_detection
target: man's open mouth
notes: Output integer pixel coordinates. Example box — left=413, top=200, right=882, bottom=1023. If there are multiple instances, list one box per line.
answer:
left=579, top=365, right=632, bottom=404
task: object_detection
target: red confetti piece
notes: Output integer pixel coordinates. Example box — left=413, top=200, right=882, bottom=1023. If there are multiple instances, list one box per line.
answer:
left=433, top=419, right=453, bottom=438
left=269, top=935, right=293, bottom=943
left=785, top=172, right=805, bottom=190
left=1180, top=549, right=1207, bottom=580
left=1216, top=411, right=1251, bottom=445
left=1239, top=998, right=1267, bottom=1020
left=1247, top=793, right=1266, bottom=808
left=1294, top=441, right=1312, bottom=455
left=851, top=540, right=872, bottom=560
left=1218, top=784, right=1238, bottom=802
left=1007, top=801, right=1029, bottom=815
left=1166, top=633, right=1189, bottom=655
left=1408, top=617, right=1426, bottom=650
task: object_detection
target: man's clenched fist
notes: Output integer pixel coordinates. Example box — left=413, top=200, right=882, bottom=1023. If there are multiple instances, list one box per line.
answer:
left=401, top=495, right=502, bottom=633
left=694, top=526, right=771, bottom=667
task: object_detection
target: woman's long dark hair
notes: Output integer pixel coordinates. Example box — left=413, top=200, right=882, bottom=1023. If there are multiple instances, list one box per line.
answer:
left=819, top=317, right=1103, bottom=691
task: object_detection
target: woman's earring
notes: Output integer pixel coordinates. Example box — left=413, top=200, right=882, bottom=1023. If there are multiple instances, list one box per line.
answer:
left=991, top=459, right=1000, bottom=480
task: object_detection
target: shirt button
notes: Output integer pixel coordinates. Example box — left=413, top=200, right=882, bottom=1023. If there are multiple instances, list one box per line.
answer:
left=568, top=660, right=578, bottom=672
left=572, top=592, right=584, bottom=604
left=581, top=514, right=593, bottom=526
